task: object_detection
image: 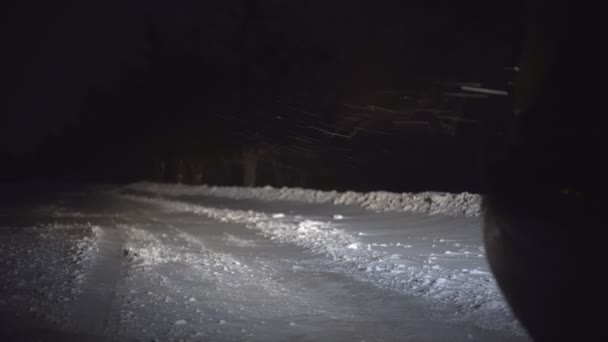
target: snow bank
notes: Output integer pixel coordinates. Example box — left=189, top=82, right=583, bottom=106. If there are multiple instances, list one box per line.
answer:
left=0, top=222, right=101, bottom=327
left=123, top=182, right=481, bottom=217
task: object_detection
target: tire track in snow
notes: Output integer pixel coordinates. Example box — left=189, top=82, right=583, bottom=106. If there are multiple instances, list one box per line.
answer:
left=68, top=226, right=125, bottom=337
left=120, top=223, right=324, bottom=316
left=115, top=222, right=348, bottom=340
left=120, top=193, right=522, bottom=335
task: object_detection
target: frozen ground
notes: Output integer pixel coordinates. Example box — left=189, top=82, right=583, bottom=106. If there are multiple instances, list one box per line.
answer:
left=0, top=184, right=529, bottom=341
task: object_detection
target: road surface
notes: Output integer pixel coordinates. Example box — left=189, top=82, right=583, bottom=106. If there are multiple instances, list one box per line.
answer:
left=0, top=185, right=529, bottom=341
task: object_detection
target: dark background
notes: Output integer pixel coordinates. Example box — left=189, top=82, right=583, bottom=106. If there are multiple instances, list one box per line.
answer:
left=1, top=0, right=524, bottom=192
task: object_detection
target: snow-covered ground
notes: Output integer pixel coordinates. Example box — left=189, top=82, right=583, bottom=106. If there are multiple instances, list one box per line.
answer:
left=0, top=184, right=528, bottom=341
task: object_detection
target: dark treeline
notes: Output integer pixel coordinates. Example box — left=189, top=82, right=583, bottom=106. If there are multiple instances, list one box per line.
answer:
left=2, top=1, right=523, bottom=193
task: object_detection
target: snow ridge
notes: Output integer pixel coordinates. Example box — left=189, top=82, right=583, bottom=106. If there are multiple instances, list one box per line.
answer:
left=0, top=222, right=102, bottom=329
left=123, top=182, right=481, bottom=217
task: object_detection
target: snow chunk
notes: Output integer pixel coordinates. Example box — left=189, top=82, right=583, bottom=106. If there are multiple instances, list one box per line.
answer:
left=347, top=243, right=359, bottom=250
left=222, top=234, right=256, bottom=248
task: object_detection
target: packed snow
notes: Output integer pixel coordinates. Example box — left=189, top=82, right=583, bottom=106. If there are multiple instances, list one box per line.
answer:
left=0, top=184, right=527, bottom=341
left=119, top=193, right=518, bottom=333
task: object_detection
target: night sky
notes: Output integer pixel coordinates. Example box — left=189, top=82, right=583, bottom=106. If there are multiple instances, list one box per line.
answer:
left=1, top=1, right=523, bottom=191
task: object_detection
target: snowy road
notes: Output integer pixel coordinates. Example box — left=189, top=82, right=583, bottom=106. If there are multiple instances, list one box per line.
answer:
left=0, top=185, right=530, bottom=341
